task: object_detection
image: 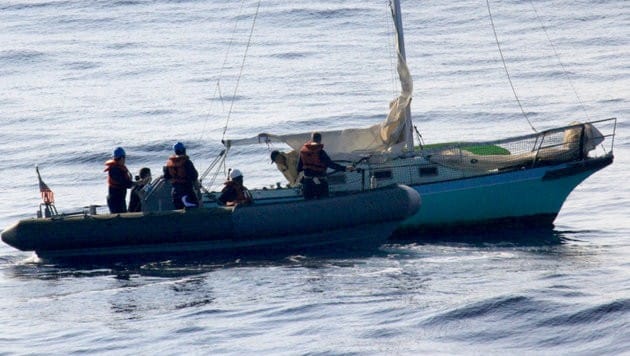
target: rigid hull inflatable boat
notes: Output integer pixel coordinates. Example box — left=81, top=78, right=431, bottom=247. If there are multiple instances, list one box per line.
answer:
left=1, top=184, right=420, bottom=259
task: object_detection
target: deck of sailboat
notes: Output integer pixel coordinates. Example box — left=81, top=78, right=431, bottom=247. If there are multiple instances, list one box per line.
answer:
left=312, top=118, right=615, bottom=188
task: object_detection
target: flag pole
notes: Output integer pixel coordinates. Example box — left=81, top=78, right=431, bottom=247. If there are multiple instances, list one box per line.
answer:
left=36, top=165, right=58, bottom=217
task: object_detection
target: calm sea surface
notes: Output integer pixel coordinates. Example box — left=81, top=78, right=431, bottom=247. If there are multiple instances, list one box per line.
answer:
left=1, top=0, right=628, bottom=354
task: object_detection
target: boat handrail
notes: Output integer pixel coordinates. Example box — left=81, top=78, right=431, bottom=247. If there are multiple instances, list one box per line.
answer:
left=422, top=118, right=616, bottom=150
left=421, top=118, right=615, bottom=157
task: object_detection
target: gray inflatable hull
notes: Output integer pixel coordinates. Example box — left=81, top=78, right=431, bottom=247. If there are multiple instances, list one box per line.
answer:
left=1, top=185, right=420, bottom=259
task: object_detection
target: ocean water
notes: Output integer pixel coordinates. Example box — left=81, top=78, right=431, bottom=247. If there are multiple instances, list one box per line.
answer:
left=1, top=0, right=629, bottom=354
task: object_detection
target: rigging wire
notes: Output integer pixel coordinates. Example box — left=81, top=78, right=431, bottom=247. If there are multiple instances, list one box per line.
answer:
left=527, top=0, right=591, bottom=121
left=200, top=148, right=226, bottom=181
left=486, top=0, right=537, bottom=133
left=200, top=147, right=229, bottom=191
left=198, top=0, right=249, bottom=142
left=221, top=0, right=262, bottom=142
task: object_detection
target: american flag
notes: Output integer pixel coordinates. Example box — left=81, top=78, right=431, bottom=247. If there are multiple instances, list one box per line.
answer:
left=36, top=166, right=54, bottom=204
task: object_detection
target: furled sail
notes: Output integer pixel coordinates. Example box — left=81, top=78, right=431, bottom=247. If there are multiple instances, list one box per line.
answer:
left=225, top=3, right=413, bottom=161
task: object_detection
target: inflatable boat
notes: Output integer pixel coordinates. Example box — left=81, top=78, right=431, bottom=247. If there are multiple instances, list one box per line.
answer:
left=1, top=184, right=420, bottom=259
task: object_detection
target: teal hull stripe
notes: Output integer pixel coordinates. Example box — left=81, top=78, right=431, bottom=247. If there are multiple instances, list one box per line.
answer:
left=403, top=159, right=608, bottom=228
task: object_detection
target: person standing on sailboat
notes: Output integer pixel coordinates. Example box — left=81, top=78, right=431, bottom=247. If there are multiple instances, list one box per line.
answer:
left=104, top=146, right=134, bottom=214
left=270, top=150, right=299, bottom=187
left=298, top=132, right=354, bottom=200
left=163, top=142, right=200, bottom=209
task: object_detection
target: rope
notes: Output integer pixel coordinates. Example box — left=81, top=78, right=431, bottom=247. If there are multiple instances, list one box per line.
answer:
left=486, top=0, right=537, bottom=132
left=200, top=149, right=226, bottom=181
left=221, top=0, right=262, bottom=142
left=200, top=147, right=229, bottom=191
left=198, top=0, right=261, bottom=191
left=527, top=0, right=591, bottom=121
left=198, top=0, right=249, bottom=142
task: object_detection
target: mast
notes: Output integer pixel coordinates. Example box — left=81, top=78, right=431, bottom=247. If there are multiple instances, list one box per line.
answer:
left=392, top=0, right=407, bottom=61
left=391, top=0, right=414, bottom=152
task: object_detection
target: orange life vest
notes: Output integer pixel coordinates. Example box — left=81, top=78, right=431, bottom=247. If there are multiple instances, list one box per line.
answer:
left=299, top=142, right=326, bottom=174
left=166, top=155, right=189, bottom=184
left=222, top=181, right=252, bottom=206
left=104, top=159, right=131, bottom=189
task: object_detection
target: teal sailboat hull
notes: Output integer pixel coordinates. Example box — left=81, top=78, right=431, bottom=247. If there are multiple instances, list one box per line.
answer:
left=400, top=154, right=613, bottom=232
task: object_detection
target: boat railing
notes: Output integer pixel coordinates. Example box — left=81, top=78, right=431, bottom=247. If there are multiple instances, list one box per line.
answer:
left=420, top=118, right=616, bottom=173
left=141, top=176, right=176, bottom=212
left=36, top=202, right=58, bottom=218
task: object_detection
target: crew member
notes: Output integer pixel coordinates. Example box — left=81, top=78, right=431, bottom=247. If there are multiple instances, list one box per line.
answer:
left=270, top=150, right=299, bottom=187
left=218, top=169, right=253, bottom=206
left=104, top=146, right=134, bottom=214
left=163, top=142, right=200, bottom=209
left=297, top=132, right=354, bottom=200
left=128, top=167, right=152, bottom=212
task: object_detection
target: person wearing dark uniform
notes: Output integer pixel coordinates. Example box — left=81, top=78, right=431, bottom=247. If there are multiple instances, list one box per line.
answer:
left=297, top=132, right=354, bottom=200
left=163, top=142, right=199, bottom=209
left=218, top=169, right=253, bottom=206
left=104, top=147, right=134, bottom=214
left=128, top=167, right=152, bottom=212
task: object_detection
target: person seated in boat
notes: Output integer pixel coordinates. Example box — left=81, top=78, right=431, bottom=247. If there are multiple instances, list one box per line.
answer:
left=298, top=132, right=354, bottom=200
left=270, top=150, right=299, bottom=187
left=218, top=169, right=253, bottom=207
left=163, top=142, right=200, bottom=209
left=128, top=167, right=152, bottom=212
left=104, top=147, right=134, bottom=214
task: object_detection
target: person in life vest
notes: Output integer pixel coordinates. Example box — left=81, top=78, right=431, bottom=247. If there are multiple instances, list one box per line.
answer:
left=218, top=169, right=253, bottom=207
left=104, top=147, right=134, bottom=214
left=163, top=142, right=200, bottom=209
left=128, top=167, right=152, bottom=212
left=297, top=132, right=354, bottom=200
left=270, top=150, right=299, bottom=187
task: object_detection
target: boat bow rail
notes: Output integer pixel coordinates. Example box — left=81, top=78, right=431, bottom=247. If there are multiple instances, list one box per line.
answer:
left=414, top=118, right=615, bottom=175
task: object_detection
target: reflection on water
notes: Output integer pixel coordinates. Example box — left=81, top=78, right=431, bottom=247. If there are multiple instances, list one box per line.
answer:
left=3, top=227, right=595, bottom=282
left=392, top=227, right=568, bottom=246
left=4, top=246, right=386, bottom=282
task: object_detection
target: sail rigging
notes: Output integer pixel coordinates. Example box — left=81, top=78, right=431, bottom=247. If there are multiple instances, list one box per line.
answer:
left=526, top=0, right=591, bottom=121
left=486, top=0, right=537, bottom=133
left=221, top=0, right=262, bottom=143
left=199, top=0, right=251, bottom=142
left=224, top=0, right=414, bottom=161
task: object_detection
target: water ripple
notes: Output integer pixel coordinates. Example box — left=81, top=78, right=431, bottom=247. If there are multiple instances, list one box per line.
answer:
left=538, top=299, right=630, bottom=327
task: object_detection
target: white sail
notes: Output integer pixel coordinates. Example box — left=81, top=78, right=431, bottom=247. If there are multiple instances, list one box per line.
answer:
left=226, top=2, right=413, bottom=161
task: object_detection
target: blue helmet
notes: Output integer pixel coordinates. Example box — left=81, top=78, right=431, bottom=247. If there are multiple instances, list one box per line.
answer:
left=113, top=147, right=126, bottom=159
left=173, top=142, right=186, bottom=155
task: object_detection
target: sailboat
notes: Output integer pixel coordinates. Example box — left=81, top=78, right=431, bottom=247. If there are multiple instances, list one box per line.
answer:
left=10, top=0, right=618, bottom=259
left=189, top=0, right=615, bottom=233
